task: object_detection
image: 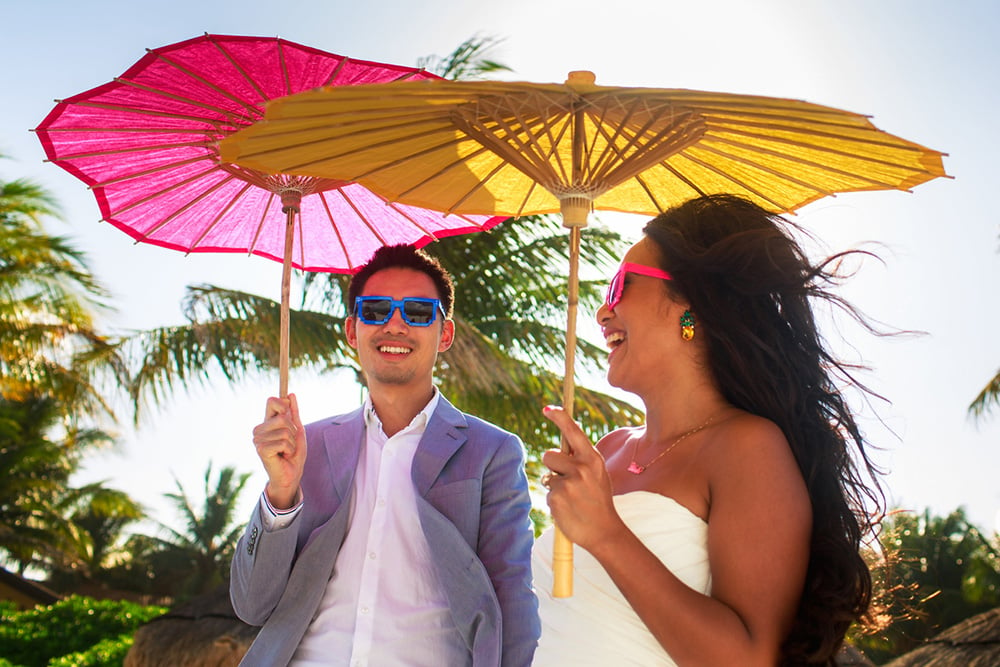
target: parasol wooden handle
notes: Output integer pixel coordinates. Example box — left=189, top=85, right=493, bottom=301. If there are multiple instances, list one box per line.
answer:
left=552, top=525, right=574, bottom=597
left=278, top=196, right=299, bottom=398
left=552, top=222, right=584, bottom=597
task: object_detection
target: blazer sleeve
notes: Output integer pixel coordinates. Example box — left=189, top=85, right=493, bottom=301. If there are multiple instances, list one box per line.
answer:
left=477, top=432, right=541, bottom=666
left=229, top=499, right=301, bottom=626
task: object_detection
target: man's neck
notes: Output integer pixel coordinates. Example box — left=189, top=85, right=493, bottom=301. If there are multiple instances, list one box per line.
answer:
left=369, top=383, right=436, bottom=437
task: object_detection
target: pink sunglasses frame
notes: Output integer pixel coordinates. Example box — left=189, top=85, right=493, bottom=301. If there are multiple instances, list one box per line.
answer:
left=605, top=261, right=673, bottom=310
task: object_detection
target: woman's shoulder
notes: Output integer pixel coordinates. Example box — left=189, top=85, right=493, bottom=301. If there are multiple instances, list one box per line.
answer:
left=700, top=410, right=810, bottom=511
left=596, top=425, right=643, bottom=456
left=699, top=411, right=795, bottom=471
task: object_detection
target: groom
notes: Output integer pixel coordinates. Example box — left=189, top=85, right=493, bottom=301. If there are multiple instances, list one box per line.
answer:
left=230, top=244, right=539, bottom=666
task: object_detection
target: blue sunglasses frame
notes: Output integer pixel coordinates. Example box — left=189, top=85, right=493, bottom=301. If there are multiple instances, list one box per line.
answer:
left=353, top=296, right=446, bottom=326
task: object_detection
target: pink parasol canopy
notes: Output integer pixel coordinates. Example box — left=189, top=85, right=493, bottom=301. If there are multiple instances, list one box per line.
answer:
left=34, top=34, right=503, bottom=395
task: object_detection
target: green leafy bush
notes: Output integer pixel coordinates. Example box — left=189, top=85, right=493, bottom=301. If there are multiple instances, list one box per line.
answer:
left=47, top=635, right=133, bottom=667
left=0, top=596, right=164, bottom=667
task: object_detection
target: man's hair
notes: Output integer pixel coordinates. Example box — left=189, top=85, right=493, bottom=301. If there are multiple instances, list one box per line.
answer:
left=348, top=244, right=455, bottom=318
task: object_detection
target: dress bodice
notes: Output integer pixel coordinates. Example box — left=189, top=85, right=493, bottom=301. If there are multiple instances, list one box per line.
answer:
left=532, top=491, right=711, bottom=666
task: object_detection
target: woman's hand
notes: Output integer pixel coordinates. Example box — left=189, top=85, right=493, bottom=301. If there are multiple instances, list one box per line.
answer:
left=541, top=405, right=626, bottom=553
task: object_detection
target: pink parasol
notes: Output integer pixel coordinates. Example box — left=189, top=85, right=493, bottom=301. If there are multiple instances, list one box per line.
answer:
left=34, top=34, right=503, bottom=396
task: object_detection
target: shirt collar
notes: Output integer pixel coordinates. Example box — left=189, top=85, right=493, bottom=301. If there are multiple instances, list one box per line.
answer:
left=363, top=388, right=440, bottom=435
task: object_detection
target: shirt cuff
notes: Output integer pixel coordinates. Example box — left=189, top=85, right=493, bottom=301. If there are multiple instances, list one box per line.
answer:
left=259, top=488, right=303, bottom=531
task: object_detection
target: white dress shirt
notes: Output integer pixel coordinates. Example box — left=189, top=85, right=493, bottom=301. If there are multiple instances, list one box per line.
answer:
left=262, top=391, right=469, bottom=667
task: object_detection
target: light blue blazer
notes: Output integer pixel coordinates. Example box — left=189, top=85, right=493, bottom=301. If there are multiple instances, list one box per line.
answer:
left=230, top=396, right=540, bottom=666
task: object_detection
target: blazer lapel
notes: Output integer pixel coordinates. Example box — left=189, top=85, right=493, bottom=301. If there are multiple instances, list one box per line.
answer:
left=411, top=396, right=468, bottom=496
left=321, top=407, right=365, bottom=506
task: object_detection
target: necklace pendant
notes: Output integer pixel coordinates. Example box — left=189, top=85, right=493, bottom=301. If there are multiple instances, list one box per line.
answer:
left=627, top=461, right=645, bottom=475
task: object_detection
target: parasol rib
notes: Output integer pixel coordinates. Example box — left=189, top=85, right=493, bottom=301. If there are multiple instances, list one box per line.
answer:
left=512, top=180, right=543, bottom=219
left=317, top=191, right=356, bottom=272
left=108, top=162, right=221, bottom=217
left=145, top=50, right=264, bottom=117
left=706, top=115, right=940, bottom=152
left=380, top=199, right=451, bottom=239
left=35, top=126, right=213, bottom=135
left=56, top=100, right=238, bottom=128
left=583, top=96, right=644, bottom=182
left=661, top=153, right=801, bottom=212
left=706, top=131, right=942, bottom=181
left=452, top=110, right=554, bottom=186
left=138, top=174, right=241, bottom=243
left=87, top=155, right=209, bottom=189
left=113, top=77, right=257, bottom=124
left=694, top=141, right=894, bottom=192
left=47, top=140, right=214, bottom=162
left=332, top=188, right=390, bottom=246
left=630, top=172, right=670, bottom=213
left=246, top=193, right=277, bottom=257
left=209, top=35, right=269, bottom=105
left=186, top=180, right=256, bottom=251
left=322, top=57, right=350, bottom=87
left=277, top=39, right=292, bottom=98
left=600, top=117, right=707, bottom=188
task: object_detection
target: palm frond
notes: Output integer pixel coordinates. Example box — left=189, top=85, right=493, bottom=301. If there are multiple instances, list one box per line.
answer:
left=969, top=369, right=1000, bottom=420
left=415, top=34, right=512, bottom=81
left=125, top=284, right=353, bottom=420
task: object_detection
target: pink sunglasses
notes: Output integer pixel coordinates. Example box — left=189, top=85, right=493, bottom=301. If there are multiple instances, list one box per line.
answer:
left=605, top=261, right=673, bottom=310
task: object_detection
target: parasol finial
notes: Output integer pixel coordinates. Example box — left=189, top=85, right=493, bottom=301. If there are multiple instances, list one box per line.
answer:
left=565, top=71, right=596, bottom=86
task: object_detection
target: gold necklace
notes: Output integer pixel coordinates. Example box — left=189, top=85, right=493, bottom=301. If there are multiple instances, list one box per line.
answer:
left=627, top=413, right=722, bottom=475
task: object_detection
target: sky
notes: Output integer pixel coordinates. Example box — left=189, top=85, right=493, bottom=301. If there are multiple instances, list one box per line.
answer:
left=3, top=0, right=999, bottom=536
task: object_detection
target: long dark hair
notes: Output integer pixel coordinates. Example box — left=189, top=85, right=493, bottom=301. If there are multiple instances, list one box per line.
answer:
left=643, top=194, right=885, bottom=665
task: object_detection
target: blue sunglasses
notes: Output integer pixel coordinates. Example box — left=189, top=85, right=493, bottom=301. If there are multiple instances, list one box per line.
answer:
left=354, top=296, right=446, bottom=326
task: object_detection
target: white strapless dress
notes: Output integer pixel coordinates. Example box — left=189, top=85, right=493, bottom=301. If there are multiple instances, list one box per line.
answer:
left=531, top=491, right=711, bottom=666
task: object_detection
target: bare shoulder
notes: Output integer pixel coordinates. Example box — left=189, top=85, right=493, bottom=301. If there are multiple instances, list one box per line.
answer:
left=699, top=411, right=809, bottom=510
left=701, top=411, right=793, bottom=467
left=596, top=426, right=641, bottom=458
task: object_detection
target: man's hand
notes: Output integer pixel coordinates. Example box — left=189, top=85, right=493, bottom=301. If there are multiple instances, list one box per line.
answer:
left=253, top=393, right=307, bottom=510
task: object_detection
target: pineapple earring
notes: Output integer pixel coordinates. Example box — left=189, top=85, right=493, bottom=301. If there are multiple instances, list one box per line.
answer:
left=680, top=310, right=695, bottom=341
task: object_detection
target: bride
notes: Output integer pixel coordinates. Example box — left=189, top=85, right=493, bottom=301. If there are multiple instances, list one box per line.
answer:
left=533, top=194, right=884, bottom=666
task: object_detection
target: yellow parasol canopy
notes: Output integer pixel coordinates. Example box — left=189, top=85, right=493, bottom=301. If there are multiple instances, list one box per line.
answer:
left=221, top=71, right=949, bottom=596
left=221, top=71, right=947, bottom=221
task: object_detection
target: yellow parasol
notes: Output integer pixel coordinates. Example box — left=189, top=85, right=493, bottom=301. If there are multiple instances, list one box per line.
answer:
left=221, top=71, right=949, bottom=596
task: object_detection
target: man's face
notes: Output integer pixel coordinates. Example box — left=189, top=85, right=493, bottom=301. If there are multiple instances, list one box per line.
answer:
left=345, top=267, right=454, bottom=389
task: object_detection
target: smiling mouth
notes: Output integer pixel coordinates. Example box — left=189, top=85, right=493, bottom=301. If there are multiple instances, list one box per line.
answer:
left=605, top=331, right=625, bottom=350
left=378, top=344, right=412, bottom=355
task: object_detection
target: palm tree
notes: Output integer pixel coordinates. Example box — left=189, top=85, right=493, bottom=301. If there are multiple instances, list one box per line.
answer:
left=0, top=393, right=121, bottom=575
left=123, top=38, right=644, bottom=463
left=135, top=463, right=251, bottom=599
left=0, top=155, right=137, bottom=577
left=0, top=157, right=128, bottom=421
left=57, top=483, right=144, bottom=574
left=849, top=507, right=1000, bottom=663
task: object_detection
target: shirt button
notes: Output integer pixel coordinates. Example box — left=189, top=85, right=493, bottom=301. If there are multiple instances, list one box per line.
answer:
left=360, top=606, right=370, bottom=614
left=377, top=498, right=386, bottom=507
left=368, top=551, right=376, bottom=560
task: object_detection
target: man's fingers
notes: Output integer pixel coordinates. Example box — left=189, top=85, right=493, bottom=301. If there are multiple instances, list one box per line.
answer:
left=288, top=393, right=302, bottom=428
left=264, top=396, right=289, bottom=420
